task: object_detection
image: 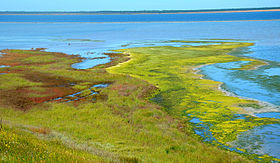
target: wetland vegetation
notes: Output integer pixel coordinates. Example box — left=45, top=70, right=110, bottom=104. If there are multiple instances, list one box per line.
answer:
left=0, top=41, right=279, bottom=162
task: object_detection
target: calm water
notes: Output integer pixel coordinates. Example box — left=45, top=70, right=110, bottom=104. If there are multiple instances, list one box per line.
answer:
left=231, top=124, right=280, bottom=159
left=0, top=11, right=279, bottom=23
left=0, top=12, right=279, bottom=159
left=200, top=61, right=280, bottom=106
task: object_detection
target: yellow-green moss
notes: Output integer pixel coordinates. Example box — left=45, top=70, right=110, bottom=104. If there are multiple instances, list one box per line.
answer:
left=0, top=46, right=255, bottom=162
left=108, top=41, right=279, bottom=161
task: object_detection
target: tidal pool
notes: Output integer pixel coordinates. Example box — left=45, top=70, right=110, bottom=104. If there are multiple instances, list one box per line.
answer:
left=52, top=83, right=110, bottom=102
left=0, top=65, right=9, bottom=68
left=189, top=117, right=216, bottom=142
left=0, top=65, right=9, bottom=75
left=72, top=57, right=111, bottom=69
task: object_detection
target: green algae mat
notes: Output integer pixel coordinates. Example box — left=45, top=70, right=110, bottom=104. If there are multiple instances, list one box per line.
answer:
left=108, top=41, right=280, bottom=162
left=0, top=42, right=278, bottom=162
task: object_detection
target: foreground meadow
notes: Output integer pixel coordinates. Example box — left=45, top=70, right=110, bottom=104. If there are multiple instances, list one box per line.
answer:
left=0, top=41, right=278, bottom=162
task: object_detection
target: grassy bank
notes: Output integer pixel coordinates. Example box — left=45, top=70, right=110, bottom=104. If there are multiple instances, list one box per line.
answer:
left=108, top=41, right=280, bottom=162
left=0, top=42, right=276, bottom=162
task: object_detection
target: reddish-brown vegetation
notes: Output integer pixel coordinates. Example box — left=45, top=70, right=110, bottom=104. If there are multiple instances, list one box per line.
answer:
left=0, top=49, right=130, bottom=111
left=0, top=49, right=82, bottom=110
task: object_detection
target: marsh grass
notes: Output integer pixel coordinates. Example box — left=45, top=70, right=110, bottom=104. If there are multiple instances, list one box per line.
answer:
left=238, top=103, right=264, bottom=110
left=0, top=124, right=102, bottom=162
left=0, top=43, right=272, bottom=162
left=108, top=41, right=280, bottom=162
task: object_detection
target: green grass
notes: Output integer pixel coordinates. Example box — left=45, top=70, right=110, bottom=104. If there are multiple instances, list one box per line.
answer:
left=238, top=103, right=264, bottom=110
left=108, top=41, right=280, bottom=161
left=21, top=55, right=57, bottom=64
left=0, top=42, right=277, bottom=162
left=0, top=124, right=102, bottom=162
left=0, top=100, right=253, bottom=162
left=0, top=73, right=42, bottom=90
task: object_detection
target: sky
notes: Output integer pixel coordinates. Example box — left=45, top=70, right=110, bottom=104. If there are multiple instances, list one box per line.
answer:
left=1, top=0, right=280, bottom=11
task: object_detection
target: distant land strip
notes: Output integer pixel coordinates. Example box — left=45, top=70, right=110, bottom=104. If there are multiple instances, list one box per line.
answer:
left=0, top=19, right=279, bottom=24
left=0, top=7, right=280, bottom=15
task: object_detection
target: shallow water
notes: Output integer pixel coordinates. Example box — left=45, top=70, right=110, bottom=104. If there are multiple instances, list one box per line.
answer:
left=0, top=16, right=279, bottom=159
left=189, top=117, right=215, bottom=142
left=0, top=65, right=9, bottom=75
left=199, top=61, right=280, bottom=106
left=52, top=83, right=109, bottom=102
left=264, top=68, right=280, bottom=76
left=0, top=65, right=10, bottom=68
left=255, top=112, right=280, bottom=119
left=231, top=124, right=280, bottom=159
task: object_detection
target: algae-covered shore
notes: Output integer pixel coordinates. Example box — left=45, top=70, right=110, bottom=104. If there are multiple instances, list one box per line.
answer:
left=108, top=41, right=280, bottom=161
left=0, top=41, right=279, bottom=162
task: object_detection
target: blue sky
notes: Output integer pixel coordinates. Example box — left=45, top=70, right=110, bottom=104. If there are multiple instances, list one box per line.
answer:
left=1, top=0, right=280, bottom=11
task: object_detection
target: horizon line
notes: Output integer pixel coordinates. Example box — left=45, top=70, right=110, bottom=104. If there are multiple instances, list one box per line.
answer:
left=0, top=7, right=280, bottom=14
left=0, top=19, right=279, bottom=24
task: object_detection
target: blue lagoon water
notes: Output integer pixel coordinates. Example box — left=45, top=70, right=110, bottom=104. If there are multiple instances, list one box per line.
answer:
left=200, top=61, right=280, bottom=106
left=0, top=11, right=280, bottom=23
left=0, top=12, right=279, bottom=159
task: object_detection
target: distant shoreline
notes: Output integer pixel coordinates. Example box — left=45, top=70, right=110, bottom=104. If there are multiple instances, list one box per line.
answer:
left=1, top=8, right=280, bottom=15
left=0, top=19, right=279, bottom=24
